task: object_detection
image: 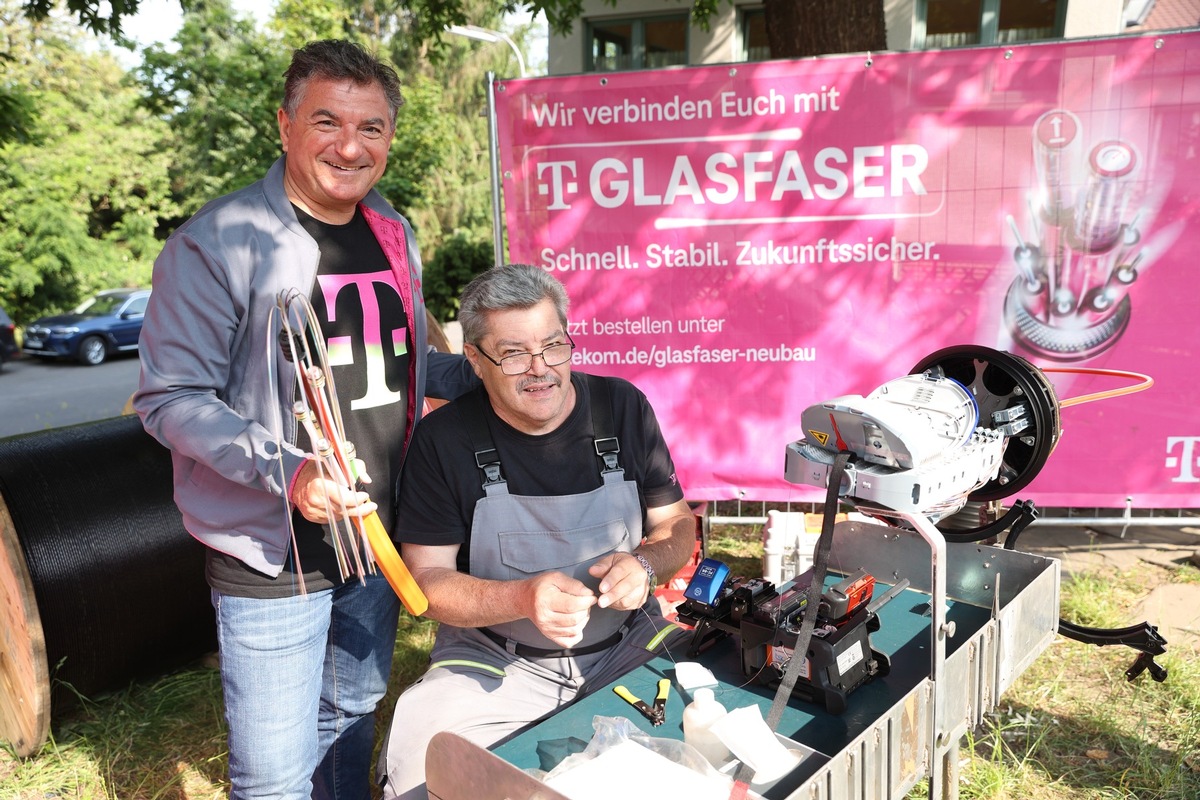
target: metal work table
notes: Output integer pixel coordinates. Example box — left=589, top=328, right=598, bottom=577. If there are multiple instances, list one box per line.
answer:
left=427, top=517, right=1061, bottom=800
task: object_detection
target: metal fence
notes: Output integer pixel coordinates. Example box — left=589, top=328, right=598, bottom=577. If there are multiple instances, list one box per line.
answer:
left=699, top=498, right=1200, bottom=539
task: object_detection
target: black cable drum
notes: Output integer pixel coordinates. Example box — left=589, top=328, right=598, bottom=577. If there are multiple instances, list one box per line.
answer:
left=0, top=415, right=215, bottom=756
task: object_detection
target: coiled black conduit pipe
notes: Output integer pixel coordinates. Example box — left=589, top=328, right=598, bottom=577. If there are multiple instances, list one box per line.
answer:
left=0, top=415, right=215, bottom=756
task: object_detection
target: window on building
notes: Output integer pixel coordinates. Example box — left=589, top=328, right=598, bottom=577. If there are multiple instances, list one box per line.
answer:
left=742, top=8, right=770, bottom=62
left=587, top=14, right=688, bottom=71
left=920, top=0, right=1064, bottom=48
left=996, top=0, right=1061, bottom=42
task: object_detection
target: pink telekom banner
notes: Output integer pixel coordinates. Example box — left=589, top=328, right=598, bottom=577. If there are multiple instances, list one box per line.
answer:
left=493, top=31, right=1200, bottom=508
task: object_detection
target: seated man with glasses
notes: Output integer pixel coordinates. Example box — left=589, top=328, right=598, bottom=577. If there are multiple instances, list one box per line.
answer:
left=377, top=264, right=697, bottom=799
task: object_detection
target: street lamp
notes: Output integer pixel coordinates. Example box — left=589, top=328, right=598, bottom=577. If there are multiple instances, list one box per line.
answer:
left=446, top=24, right=527, bottom=267
left=445, top=24, right=527, bottom=78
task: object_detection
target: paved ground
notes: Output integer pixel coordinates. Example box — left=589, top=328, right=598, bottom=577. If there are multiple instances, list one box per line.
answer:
left=1014, top=519, right=1200, bottom=650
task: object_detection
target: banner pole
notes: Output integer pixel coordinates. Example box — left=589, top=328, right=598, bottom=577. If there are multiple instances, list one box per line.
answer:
left=486, top=70, right=504, bottom=267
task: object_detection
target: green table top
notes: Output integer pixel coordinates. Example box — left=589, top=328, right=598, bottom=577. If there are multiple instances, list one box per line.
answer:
left=492, top=579, right=990, bottom=797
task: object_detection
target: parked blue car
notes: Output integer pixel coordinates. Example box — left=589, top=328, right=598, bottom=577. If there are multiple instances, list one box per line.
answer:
left=23, top=288, right=151, bottom=366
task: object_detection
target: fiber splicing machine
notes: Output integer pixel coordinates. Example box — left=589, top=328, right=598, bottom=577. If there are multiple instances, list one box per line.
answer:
left=677, top=560, right=909, bottom=715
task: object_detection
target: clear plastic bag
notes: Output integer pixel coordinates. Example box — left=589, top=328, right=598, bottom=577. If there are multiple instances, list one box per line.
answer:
left=537, top=715, right=732, bottom=787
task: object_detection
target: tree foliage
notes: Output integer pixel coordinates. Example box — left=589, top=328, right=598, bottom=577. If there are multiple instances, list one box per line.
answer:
left=0, top=52, right=37, bottom=146
left=20, top=0, right=142, bottom=36
left=132, top=0, right=490, bottom=262
left=371, top=0, right=520, bottom=307
left=18, top=0, right=522, bottom=43
left=422, top=230, right=495, bottom=321
left=0, top=1, right=175, bottom=324
left=22, top=0, right=887, bottom=62
left=8, top=0, right=885, bottom=332
left=137, top=0, right=288, bottom=219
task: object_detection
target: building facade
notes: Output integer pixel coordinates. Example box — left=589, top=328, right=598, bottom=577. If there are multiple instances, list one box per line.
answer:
left=547, top=0, right=1193, bottom=75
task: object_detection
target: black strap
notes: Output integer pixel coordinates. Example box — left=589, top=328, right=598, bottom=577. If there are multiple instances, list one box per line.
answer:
left=461, top=386, right=505, bottom=487
left=766, top=451, right=849, bottom=727
left=730, top=451, right=850, bottom=791
left=463, top=374, right=622, bottom=488
left=583, top=373, right=622, bottom=474
left=480, top=614, right=632, bottom=659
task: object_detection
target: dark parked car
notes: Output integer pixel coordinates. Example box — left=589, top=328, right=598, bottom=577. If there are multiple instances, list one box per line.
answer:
left=0, top=303, right=17, bottom=371
left=23, top=288, right=151, bottom=366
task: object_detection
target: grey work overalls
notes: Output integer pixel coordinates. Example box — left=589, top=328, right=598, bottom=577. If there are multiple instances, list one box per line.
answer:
left=469, top=374, right=642, bottom=655
left=377, top=375, right=680, bottom=799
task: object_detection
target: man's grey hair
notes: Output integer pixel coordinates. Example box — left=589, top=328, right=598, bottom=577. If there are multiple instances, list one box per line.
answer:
left=282, top=39, right=405, bottom=124
left=459, top=265, right=571, bottom=345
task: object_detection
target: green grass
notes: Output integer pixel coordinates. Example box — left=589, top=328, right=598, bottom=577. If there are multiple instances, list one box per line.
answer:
left=1, top=666, right=227, bottom=799
left=1057, top=569, right=1144, bottom=629
left=952, top=640, right=1200, bottom=799
left=3, top=525, right=1197, bottom=799
left=0, top=617, right=440, bottom=800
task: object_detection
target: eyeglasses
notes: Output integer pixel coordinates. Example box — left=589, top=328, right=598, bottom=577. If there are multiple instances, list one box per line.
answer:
left=475, top=334, right=576, bottom=375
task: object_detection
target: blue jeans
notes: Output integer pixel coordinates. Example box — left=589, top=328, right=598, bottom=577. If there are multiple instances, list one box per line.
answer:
left=213, top=573, right=401, bottom=799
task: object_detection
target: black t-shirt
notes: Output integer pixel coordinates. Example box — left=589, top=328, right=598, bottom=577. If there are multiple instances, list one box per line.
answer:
left=208, top=205, right=412, bottom=596
left=395, top=372, right=684, bottom=574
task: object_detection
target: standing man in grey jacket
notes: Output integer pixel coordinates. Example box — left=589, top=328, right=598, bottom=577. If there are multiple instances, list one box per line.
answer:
left=134, top=39, right=473, bottom=799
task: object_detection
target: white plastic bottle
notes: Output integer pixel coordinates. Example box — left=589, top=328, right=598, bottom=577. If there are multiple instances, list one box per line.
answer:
left=682, top=687, right=731, bottom=767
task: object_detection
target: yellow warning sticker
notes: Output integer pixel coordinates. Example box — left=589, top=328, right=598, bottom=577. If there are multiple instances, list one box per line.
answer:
left=810, top=430, right=829, bottom=446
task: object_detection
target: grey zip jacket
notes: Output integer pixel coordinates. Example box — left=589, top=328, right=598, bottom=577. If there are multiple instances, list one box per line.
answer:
left=134, top=156, right=474, bottom=577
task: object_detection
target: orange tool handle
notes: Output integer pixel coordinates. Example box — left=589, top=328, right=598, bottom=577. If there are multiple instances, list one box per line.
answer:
left=357, top=512, right=428, bottom=616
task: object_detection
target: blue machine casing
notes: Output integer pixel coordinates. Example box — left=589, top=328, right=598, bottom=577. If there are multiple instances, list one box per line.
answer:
left=684, top=558, right=730, bottom=605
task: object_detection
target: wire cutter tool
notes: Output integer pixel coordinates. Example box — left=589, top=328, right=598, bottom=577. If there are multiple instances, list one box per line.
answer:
left=613, top=679, right=670, bottom=726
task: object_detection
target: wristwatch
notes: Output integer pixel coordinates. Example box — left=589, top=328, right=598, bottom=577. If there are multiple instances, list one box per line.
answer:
left=632, top=551, right=657, bottom=599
